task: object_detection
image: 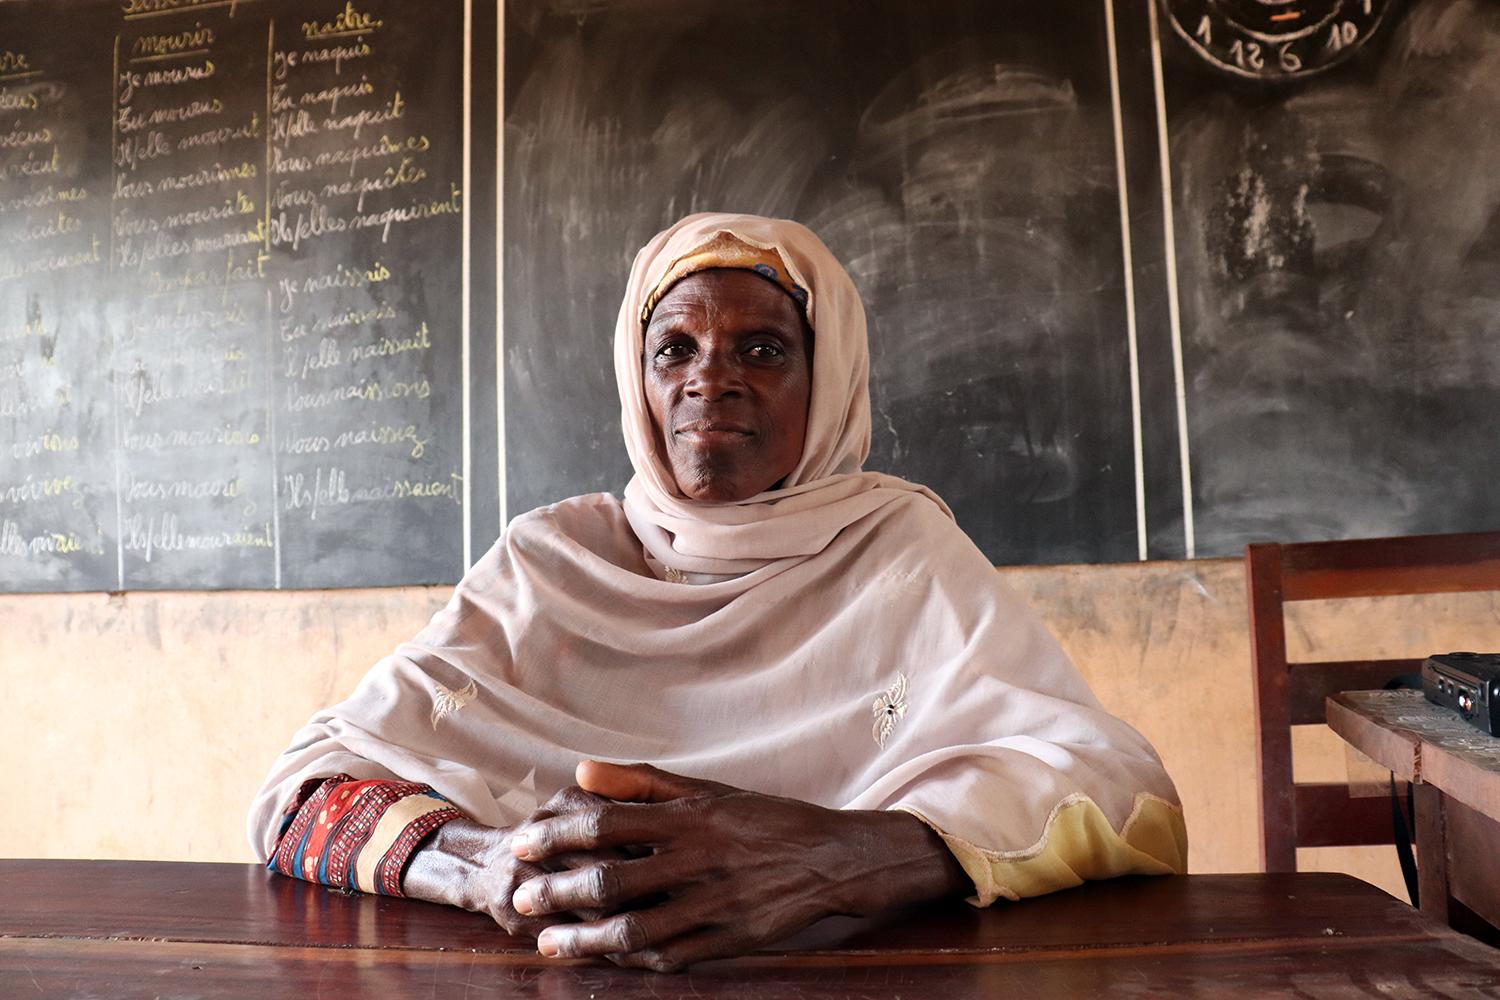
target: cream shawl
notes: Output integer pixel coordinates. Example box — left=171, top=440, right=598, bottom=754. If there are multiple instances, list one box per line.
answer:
left=249, top=214, right=1186, bottom=904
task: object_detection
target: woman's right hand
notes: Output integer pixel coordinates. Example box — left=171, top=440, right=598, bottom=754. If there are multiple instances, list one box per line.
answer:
left=403, top=787, right=630, bottom=939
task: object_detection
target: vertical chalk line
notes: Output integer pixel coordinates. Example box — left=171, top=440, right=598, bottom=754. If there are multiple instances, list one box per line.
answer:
left=1147, top=0, right=1196, bottom=559
left=495, top=1, right=507, bottom=536
left=111, top=36, right=124, bottom=589
left=461, top=0, right=474, bottom=572
left=266, top=23, right=281, bottom=589
left=113, top=371, right=125, bottom=590
left=1103, top=0, right=1148, bottom=562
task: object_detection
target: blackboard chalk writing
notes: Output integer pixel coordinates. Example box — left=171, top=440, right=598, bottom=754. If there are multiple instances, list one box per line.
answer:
left=175, top=115, right=259, bottom=149
left=115, top=130, right=171, bottom=170
left=8, top=431, right=79, bottom=460
left=114, top=197, right=254, bottom=239
left=321, top=92, right=400, bottom=139
left=303, top=3, right=382, bottom=39
left=116, top=62, right=214, bottom=104
left=124, top=474, right=240, bottom=503
left=3, top=145, right=61, bottom=178
left=271, top=147, right=311, bottom=173
left=292, top=42, right=370, bottom=75
left=318, top=163, right=421, bottom=211
left=276, top=301, right=391, bottom=339
left=334, top=422, right=424, bottom=457
left=122, top=423, right=261, bottom=451
left=4, top=185, right=89, bottom=211
left=391, top=474, right=459, bottom=504
left=0, top=124, right=51, bottom=148
left=268, top=203, right=344, bottom=249
left=120, top=0, right=236, bottom=17
left=1, top=358, right=25, bottom=380
left=346, top=321, right=428, bottom=361
left=271, top=108, right=318, bottom=143
left=131, top=26, right=215, bottom=58
left=0, top=92, right=41, bottom=111
left=278, top=423, right=425, bottom=457
left=284, top=335, right=340, bottom=377
left=281, top=466, right=347, bottom=518
left=7, top=211, right=81, bottom=243
left=270, top=181, right=317, bottom=209
left=122, top=514, right=273, bottom=561
left=114, top=176, right=153, bottom=198
left=117, top=98, right=223, bottom=134
left=316, top=301, right=392, bottom=330
left=283, top=375, right=429, bottom=411
left=126, top=362, right=252, bottom=415
left=113, top=161, right=256, bottom=201
left=349, top=184, right=460, bottom=242
left=0, top=475, right=85, bottom=507
left=0, top=53, right=31, bottom=74
left=280, top=433, right=329, bottom=453
left=276, top=260, right=386, bottom=309
left=0, top=388, right=40, bottom=418
left=0, top=237, right=103, bottom=282
left=0, top=520, right=88, bottom=559
left=136, top=302, right=250, bottom=335
left=290, top=77, right=372, bottom=115
left=311, top=132, right=427, bottom=179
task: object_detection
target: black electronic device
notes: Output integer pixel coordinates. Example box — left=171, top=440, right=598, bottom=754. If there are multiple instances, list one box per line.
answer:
left=1422, top=653, right=1500, bottom=737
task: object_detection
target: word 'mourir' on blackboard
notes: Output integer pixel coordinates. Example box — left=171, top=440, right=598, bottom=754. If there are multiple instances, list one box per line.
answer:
left=0, top=0, right=467, bottom=592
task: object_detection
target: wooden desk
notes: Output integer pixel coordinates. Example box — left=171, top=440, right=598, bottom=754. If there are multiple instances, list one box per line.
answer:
left=4, top=861, right=1500, bottom=998
left=1329, top=689, right=1500, bottom=935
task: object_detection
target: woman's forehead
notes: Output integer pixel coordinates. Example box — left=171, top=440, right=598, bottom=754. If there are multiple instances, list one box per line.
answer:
left=646, top=269, right=807, bottom=329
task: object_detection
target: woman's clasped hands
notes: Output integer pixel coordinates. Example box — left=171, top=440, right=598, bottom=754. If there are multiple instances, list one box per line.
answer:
left=490, top=760, right=968, bottom=972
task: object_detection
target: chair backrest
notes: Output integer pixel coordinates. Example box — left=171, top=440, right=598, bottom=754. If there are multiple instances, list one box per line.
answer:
left=1245, top=531, right=1500, bottom=872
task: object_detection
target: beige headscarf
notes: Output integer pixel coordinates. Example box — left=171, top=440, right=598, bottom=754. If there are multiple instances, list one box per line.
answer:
left=616, top=213, right=948, bottom=578
left=249, top=214, right=1186, bottom=906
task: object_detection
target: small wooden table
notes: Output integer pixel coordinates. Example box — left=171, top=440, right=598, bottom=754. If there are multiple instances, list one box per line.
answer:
left=1328, top=689, right=1500, bottom=933
left=5, top=860, right=1500, bottom=998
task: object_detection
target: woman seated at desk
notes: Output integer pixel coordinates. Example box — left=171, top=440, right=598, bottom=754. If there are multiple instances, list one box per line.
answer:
left=248, top=213, right=1187, bottom=972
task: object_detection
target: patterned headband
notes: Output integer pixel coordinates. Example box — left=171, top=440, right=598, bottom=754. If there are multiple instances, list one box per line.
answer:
left=639, top=229, right=810, bottom=324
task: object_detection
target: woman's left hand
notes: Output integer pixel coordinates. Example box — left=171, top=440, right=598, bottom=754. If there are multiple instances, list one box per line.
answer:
left=507, top=760, right=970, bottom=972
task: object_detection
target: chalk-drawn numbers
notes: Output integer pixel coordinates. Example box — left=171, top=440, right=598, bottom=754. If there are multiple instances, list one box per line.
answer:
left=1165, top=0, right=1391, bottom=81
left=1229, top=39, right=1264, bottom=70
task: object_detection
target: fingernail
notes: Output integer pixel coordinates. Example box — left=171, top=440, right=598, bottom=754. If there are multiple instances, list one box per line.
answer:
left=512, top=885, right=534, bottom=915
left=537, top=930, right=560, bottom=957
left=511, top=832, right=531, bottom=858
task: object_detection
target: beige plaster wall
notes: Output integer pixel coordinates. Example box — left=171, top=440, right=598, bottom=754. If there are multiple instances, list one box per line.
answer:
left=3, top=561, right=1494, bottom=901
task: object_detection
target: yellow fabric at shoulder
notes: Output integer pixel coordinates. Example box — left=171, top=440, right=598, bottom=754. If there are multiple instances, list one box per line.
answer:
left=900, top=793, right=1188, bottom=907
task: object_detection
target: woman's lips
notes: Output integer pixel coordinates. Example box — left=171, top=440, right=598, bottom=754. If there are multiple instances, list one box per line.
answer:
left=674, top=424, right=754, bottom=444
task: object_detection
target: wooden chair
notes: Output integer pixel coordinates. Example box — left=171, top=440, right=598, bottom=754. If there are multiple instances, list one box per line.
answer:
left=1246, top=531, right=1500, bottom=872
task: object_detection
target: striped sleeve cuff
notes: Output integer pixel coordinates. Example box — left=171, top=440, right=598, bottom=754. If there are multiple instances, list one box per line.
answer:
left=268, top=774, right=463, bottom=897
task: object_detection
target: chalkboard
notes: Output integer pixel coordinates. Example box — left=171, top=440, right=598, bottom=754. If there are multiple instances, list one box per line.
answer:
left=1161, top=0, right=1500, bottom=557
left=0, top=0, right=474, bottom=591
left=503, top=0, right=1146, bottom=566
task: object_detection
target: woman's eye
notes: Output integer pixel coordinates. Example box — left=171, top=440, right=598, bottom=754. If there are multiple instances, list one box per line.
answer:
left=747, top=344, right=783, bottom=359
left=656, top=343, right=691, bottom=359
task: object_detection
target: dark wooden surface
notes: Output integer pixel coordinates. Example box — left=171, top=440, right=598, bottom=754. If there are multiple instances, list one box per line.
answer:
left=1244, top=532, right=1500, bottom=873
left=5, top=862, right=1500, bottom=998
left=1276, top=531, right=1500, bottom=601
left=1330, top=690, right=1500, bottom=934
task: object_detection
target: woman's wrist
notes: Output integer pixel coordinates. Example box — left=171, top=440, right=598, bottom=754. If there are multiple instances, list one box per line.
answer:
left=825, top=808, right=972, bottom=917
left=402, top=817, right=511, bottom=911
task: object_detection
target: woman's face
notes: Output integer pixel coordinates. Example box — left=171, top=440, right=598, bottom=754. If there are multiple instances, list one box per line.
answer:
left=643, top=269, right=813, bottom=503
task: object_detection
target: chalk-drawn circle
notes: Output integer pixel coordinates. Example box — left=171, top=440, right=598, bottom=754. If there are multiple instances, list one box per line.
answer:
left=1165, top=0, right=1391, bottom=80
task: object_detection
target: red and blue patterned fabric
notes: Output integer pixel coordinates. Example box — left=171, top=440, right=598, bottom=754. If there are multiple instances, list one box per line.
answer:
left=269, top=774, right=462, bottom=897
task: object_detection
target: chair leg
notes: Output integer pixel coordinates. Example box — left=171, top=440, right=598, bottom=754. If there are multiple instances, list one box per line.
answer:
left=1415, top=783, right=1450, bottom=923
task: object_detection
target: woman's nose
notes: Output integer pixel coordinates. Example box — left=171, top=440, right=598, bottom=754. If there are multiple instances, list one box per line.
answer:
left=683, top=351, right=743, bottom=399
